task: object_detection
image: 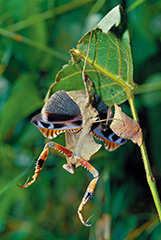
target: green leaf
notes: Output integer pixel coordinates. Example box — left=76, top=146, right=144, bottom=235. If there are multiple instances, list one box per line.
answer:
left=0, top=73, right=43, bottom=140
left=53, top=5, right=135, bottom=105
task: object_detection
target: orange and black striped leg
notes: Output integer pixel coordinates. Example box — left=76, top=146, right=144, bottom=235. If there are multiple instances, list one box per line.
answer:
left=77, top=157, right=99, bottom=227
left=18, top=142, right=73, bottom=189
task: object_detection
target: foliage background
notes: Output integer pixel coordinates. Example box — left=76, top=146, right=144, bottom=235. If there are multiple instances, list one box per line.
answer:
left=0, top=0, right=161, bottom=239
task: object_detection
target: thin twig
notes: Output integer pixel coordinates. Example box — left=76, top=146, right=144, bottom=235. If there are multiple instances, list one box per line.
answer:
left=82, top=31, right=93, bottom=103
left=128, top=93, right=161, bottom=221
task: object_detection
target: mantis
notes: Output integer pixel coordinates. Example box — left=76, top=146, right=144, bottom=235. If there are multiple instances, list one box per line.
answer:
left=19, top=75, right=127, bottom=227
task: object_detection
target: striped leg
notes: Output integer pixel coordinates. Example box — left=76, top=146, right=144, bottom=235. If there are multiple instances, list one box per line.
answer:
left=18, top=142, right=73, bottom=189
left=77, top=157, right=99, bottom=227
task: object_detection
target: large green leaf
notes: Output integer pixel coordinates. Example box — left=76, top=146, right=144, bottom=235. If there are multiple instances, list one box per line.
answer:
left=53, top=5, right=135, bottom=105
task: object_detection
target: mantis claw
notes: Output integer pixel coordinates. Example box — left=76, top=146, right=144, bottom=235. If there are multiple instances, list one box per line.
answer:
left=77, top=157, right=99, bottom=226
left=78, top=210, right=93, bottom=227
left=17, top=176, right=35, bottom=189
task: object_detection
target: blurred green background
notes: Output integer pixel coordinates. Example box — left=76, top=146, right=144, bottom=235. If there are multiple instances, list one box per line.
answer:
left=0, top=0, right=161, bottom=239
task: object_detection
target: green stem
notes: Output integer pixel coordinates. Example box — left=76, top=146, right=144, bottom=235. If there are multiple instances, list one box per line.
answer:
left=128, top=93, right=161, bottom=221
left=135, top=81, right=161, bottom=94
left=7, top=0, right=94, bottom=32
left=0, top=167, right=30, bottom=195
left=0, top=28, right=68, bottom=61
left=88, top=0, right=106, bottom=15
left=127, top=0, right=146, bottom=12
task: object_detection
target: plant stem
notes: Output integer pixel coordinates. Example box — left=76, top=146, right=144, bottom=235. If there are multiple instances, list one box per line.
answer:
left=135, top=81, right=161, bottom=94
left=128, top=93, right=161, bottom=221
left=7, top=0, right=94, bottom=32
left=0, top=28, right=68, bottom=61
left=127, top=0, right=146, bottom=12
left=0, top=166, right=30, bottom=195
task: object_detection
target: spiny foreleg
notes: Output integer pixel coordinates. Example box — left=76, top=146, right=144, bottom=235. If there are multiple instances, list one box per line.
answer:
left=18, top=142, right=73, bottom=188
left=77, top=157, right=99, bottom=227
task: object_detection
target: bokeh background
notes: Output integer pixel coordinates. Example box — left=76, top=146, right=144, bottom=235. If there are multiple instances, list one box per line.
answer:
left=0, top=0, right=161, bottom=239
